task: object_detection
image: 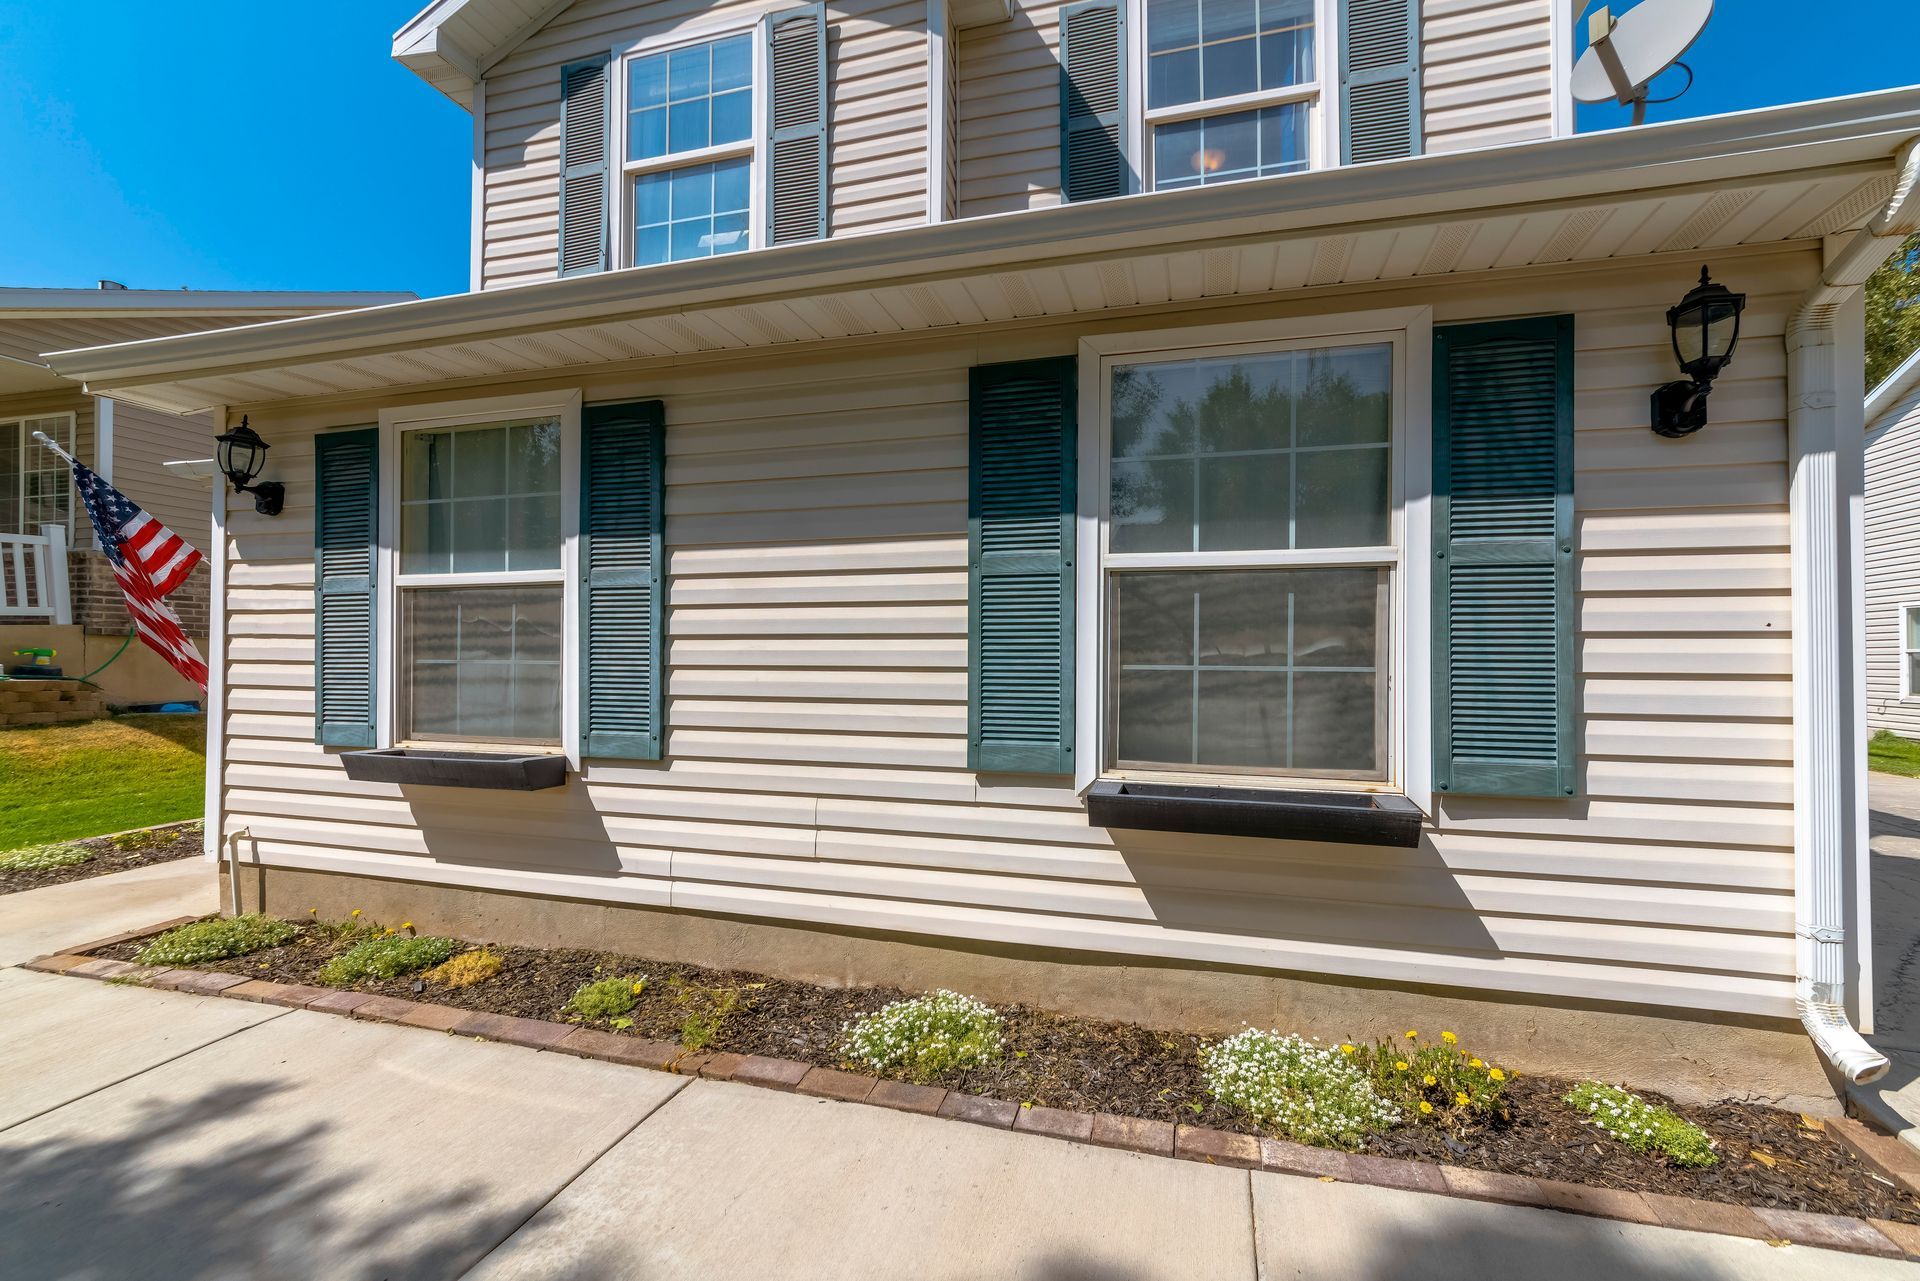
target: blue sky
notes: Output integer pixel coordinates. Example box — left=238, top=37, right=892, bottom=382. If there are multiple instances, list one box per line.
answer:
left=0, top=1, right=1910, bottom=301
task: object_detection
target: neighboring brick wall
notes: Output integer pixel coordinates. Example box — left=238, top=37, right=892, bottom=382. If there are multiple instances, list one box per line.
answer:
left=0, top=678, right=105, bottom=726
left=68, top=549, right=211, bottom=637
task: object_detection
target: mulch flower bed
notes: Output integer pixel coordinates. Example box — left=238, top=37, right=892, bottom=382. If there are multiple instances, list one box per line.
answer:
left=91, top=917, right=1918, bottom=1225
left=0, top=822, right=202, bottom=896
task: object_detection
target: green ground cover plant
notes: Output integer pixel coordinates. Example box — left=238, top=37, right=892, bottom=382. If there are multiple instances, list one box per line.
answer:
left=136, top=914, right=298, bottom=967
left=1201, top=1030, right=1400, bottom=1149
left=564, top=974, right=646, bottom=1020
left=0, top=714, right=204, bottom=847
left=668, top=975, right=743, bottom=1050
left=841, top=990, right=1005, bottom=1083
left=1565, top=1080, right=1717, bottom=1167
left=1352, top=1029, right=1510, bottom=1126
left=424, top=948, right=504, bottom=989
left=0, top=842, right=94, bottom=872
left=318, top=933, right=459, bottom=986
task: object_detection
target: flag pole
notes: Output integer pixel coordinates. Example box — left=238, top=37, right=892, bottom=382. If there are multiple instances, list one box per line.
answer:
left=31, top=430, right=79, bottom=468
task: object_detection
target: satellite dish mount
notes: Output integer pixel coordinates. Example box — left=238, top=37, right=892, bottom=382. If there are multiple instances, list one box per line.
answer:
left=1571, top=1, right=1712, bottom=126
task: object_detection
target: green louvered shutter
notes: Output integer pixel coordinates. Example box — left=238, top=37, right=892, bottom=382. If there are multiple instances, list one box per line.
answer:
left=765, top=4, right=829, bottom=245
left=969, top=358, right=1076, bottom=774
left=1060, top=0, right=1129, bottom=202
left=580, top=400, right=666, bottom=760
left=313, top=428, right=378, bottom=748
left=1340, top=0, right=1422, bottom=163
left=1433, top=316, right=1575, bottom=798
left=559, top=55, right=611, bottom=276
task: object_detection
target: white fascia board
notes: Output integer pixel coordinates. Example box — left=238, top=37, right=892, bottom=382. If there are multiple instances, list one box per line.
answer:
left=1868, top=345, right=1920, bottom=427
left=44, top=86, right=1920, bottom=393
left=392, top=0, right=574, bottom=104
left=0, top=288, right=415, bottom=317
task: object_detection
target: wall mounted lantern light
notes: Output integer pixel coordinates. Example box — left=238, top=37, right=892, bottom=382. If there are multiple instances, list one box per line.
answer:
left=215, top=417, right=285, bottom=515
left=1651, top=266, right=1746, bottom=438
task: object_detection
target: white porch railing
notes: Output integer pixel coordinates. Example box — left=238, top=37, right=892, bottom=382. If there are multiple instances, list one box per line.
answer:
left=0, top=524, right=72, bottom=624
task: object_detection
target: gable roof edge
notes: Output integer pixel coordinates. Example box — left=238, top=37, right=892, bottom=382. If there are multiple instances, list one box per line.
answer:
left=392, top=0, right=574, bottom=108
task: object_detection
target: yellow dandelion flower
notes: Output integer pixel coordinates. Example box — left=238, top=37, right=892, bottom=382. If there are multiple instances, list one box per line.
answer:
left=1394, top=1060, right=1409, bottom=1072
left=1455, top=1092, right=1470, bottom=1107
left=1339, top=1043, right=1355, bottom=1054
left=401, top=921, right=413, bottom=930
left=1489, top=1068, right=1505, bottom=1082
left=1419, top=1101, right=1434, bottom=1115
left=350, top=909, right=362, bottom=918
left=1469, top=1058, right=1483, bottom=1069
left=1423, top=1074, right=1437, bottom=1087
left=631, top=981, right=645, bottom=994
left=308, top=907, right=318, bottom=916
left=1404, top=1030, right=1418, bottom=1040
left=1441, top=1031, right=1457, bottom=1045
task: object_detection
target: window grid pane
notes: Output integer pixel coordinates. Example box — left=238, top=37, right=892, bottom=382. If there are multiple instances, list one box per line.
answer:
left=627, top=33, right=753, bottom=163
left=400, top=585, right=564, bottom=744
left=0, top=420, right=21, bottom=533
left=633, top=156, right=751, bottom=266
left=1147, top=0, right=1315, bottom=108
left=20, top=416, right=70, bottom=529
left=1110, top=568, right=1386, bottom=777
left=399, top=418, right=562, bottom=574
left=1109, top=344, right=1391, bottom=553
left=1153, top=102, right=1309, bottom=191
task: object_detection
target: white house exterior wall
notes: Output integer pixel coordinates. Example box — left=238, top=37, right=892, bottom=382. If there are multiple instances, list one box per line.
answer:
left=212, top=247, right=1813, bottom=1022
left=1866, top=378, right=1920, bottom=735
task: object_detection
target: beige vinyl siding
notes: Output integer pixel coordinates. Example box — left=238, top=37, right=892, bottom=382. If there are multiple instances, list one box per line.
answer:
left=107, top=402, right=215, bottom=548
left=954, top=0, right=1062, bottom=218
left=214, top=248, right=1812, bottom=1020
left=481, top=0, right=930, bottom=289
left=1422, top=0, right=1556, bottom=154
left=1867, top=381, right=1920, bottom=736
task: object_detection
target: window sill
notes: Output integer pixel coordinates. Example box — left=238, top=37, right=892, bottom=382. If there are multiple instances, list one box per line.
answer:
left=1086, top=779, right=1423, bottom=848
left=340, top=748, right=568, bottom=791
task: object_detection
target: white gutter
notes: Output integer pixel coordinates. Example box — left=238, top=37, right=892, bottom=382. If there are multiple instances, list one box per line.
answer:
left=1788, top=139, right=1920, bottom=1086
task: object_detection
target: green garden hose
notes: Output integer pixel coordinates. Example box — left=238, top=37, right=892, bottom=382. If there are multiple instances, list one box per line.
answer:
left=76, top=627, right=136, bottom=684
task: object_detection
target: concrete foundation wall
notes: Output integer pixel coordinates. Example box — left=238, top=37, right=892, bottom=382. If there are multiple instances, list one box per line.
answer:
left=222, top=861, right=1843, bottom=1115
left=0, top=624, right=206, bottom=707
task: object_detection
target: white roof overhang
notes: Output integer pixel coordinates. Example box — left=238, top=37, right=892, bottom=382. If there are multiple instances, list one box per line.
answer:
left=50, top=88, right=1920, bottom=417
left=1869, top=346, right=1920, bottom=427
left=394, top=0, right=1011, bottom=107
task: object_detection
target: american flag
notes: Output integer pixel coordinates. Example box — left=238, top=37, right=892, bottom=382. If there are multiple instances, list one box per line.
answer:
left=39, top=434, right=208, bottom=691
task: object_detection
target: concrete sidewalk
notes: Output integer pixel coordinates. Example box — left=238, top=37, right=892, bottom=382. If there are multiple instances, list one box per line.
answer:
left=1, top=866, right=1911, bottom=1280
left=0, top=854, right=213, bottom=966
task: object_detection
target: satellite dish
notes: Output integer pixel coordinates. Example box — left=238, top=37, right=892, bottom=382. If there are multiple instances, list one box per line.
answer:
left=1572, top=0, right=1712, bottom=125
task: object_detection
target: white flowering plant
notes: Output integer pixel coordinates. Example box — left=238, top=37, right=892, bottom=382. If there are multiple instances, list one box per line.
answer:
left=1201, top=1030, right=1401, bottom=1150
left=1564, top=1080, right=1717, bottom=1167
left=0, top=842, right=94, bottom=873
left=136, top=914, right=298, bottom=966
left=842, top=990, right=1005, bottom=1083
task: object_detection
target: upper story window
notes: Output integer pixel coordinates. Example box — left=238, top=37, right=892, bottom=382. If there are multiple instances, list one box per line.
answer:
left=0, top=413, right=74, bottom=535
left=622, top=32, right=755, bottom=267
left=1146, top=0, right=1318, bottom=191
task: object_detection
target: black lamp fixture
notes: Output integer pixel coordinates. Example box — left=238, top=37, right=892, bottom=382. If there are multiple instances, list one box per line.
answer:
left=1651, top=266, right=1746, bottom=438
left=214, top=417, right=285, bottom=515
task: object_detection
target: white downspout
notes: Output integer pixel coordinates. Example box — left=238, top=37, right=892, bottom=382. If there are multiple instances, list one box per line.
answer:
left=1788, top=141, right=1920, bottom=1086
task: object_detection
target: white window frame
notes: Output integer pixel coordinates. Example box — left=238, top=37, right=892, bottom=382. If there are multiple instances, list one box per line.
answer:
left=1131, top=0, right=1338, bottom=193
left=609, top=19, right=767, bottom=270
left=375, top=390, right=583, bottom=764
left=0, top=411, right=77, bottom=536
left=1075, top=306, right=1433, bottom=811
left=1901, top=602, right=1920, bottom=703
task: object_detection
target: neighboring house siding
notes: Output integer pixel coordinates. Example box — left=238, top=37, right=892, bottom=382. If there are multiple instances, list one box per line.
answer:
left=1422, top=0, right=1557, bottom=155
left=482, top=0, right=931, bottom=289
left=109, top=402, right=215, bottom=549
left=213, top=248, right=1810, bottom=1019
left=1867, top=383, right=1920, bottom=736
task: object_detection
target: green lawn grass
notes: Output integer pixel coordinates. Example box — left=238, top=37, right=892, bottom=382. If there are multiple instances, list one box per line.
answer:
left=1871, top=730, right=1920, bottom=778
left=0, top=714, right=205, bottom=849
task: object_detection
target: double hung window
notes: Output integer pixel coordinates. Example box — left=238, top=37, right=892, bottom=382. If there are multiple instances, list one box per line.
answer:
left=622, top=32, right=755, bottom=266
left=395, top=418, right=565, bottom=744
left=1101, top=338, right=1396, bottom=780
left=1146, top=0, right=1317, bottom=191
left=1904, top=605, right=1920, bottom=702
left=0, top=413, right=74, bottom=534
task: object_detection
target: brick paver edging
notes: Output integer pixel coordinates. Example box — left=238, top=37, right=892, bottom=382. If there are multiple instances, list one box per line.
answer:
left=20, top=934, right=1917, bottom=1263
